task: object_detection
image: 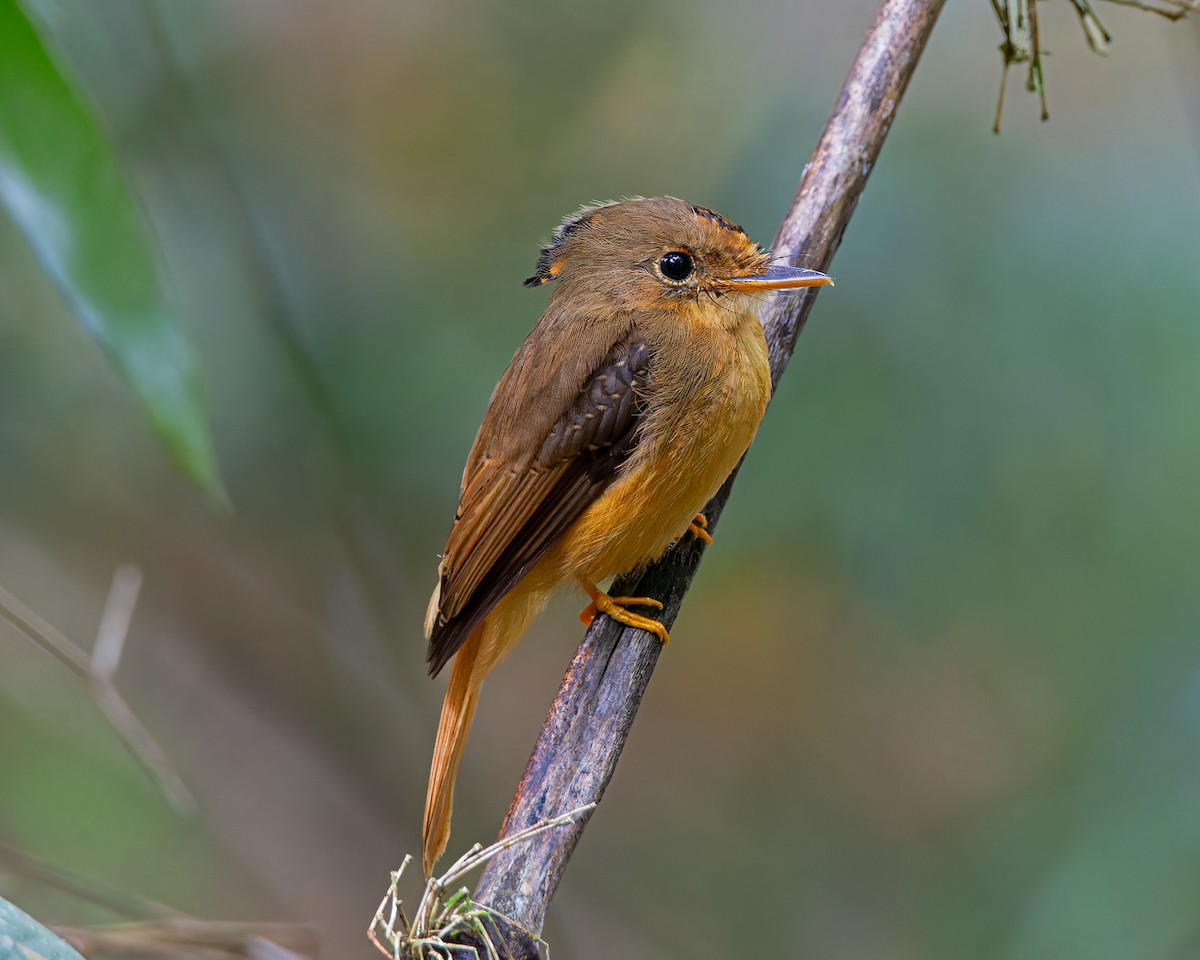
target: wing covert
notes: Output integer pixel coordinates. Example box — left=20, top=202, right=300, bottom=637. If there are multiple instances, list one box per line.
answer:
left=426, top=338, right=651, bottom=675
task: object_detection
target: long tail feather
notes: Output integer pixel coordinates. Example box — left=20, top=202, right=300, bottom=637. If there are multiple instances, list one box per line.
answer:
left=420, top=575, right=552, bottom=875
left=423, top=624, right=483, bottom=875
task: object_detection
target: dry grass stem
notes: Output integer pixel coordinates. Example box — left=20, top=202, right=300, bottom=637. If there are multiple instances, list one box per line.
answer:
left=369, top=805, right=595, bottom=960
left=991, top=0, right=1196, bottom=131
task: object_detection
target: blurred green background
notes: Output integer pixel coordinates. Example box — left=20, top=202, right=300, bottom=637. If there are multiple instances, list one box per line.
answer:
left=2, top=1, right=1199, bottom=957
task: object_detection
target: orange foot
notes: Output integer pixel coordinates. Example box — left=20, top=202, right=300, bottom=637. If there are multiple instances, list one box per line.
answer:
left=687, top=512, right=713, bottom=545
left=577, top=577, right=669, bottom=643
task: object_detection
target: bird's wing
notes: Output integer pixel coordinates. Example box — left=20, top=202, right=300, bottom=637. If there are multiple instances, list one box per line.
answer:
left=426, top=323, right=652, bottom=675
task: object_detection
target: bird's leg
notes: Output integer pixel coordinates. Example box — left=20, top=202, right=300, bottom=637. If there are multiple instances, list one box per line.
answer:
left=577, top=577, right=669, bottom=643
left=687, top=512, right=713, bottom=545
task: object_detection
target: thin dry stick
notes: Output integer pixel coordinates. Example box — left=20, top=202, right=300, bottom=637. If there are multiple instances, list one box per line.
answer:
left=443, top=0, right=948, bottom=952
left=0, top=839, right=184, bottom=920
left=993, top=0, right=1196, bottom=130
left=1104, top=0, right=1198, bottom=17
left=370, top=806, right=595, bottom=960
left=0, top=567, right=196, bottom=815
left=1029, top=0, right=1049, bottom=120
left=54, top=920, right=318, bottom=960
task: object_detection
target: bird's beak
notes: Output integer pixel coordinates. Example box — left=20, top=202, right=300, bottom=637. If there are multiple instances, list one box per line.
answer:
left=714, top=264, right=833, bottom=291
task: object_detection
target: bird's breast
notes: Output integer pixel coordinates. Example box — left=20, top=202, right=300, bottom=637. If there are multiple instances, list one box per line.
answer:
left=553, top=306, right=771, bottom=582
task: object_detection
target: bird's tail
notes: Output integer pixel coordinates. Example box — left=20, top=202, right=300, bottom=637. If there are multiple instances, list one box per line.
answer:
left=422, top=624, right=483, bottom=876
left=421, top=581, right=549, bottom=876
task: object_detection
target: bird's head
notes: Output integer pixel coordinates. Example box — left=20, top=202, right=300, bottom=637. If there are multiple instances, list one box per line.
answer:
left=524, top=197, right=831, bottom=313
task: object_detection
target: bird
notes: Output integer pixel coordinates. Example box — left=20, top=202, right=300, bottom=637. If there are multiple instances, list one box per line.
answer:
left=421, top=196, right=831, bottom=874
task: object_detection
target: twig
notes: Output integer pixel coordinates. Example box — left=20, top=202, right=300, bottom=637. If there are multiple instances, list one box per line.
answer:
left=1, top=832, right=312, bottom=958
left=54, top=920, right=318, bottom=960
left=993, top=0, right=1197, bottom=131
left=993, top=1, right=1016, bottom=133
left=369, top=806, right=594, bottom=959
left=92, top=564, right=143, bottom=681
left=1068, top=0, right=1114, bottom=53
left=0, top=838, right=183, bottom=920
left=1104, top=0, right=1196, bottom=18
left=1028, top=0, right=1050, bottom=121
left=0, top=568, right=196, bottom=815
left=430, top=0, right=950, bottom=953
left=0, top=582, right=91, bottom=675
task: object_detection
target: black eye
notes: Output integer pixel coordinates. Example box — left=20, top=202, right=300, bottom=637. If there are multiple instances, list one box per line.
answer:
left=658, top=251, right=694, bottom=282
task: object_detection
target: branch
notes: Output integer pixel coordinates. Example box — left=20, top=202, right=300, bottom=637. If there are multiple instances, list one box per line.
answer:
left=0, top=567, right=197, bottom=816
left=450, top=0, right=948, bottom=950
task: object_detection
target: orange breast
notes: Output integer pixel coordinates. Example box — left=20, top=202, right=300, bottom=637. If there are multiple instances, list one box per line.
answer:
left=550, top=307, right=771, bottom=585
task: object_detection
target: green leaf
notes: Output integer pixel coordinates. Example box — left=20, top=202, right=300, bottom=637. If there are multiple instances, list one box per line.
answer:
left=0, top=0, right=225, bottom=502
left=0, top=897, right=85, bottom=960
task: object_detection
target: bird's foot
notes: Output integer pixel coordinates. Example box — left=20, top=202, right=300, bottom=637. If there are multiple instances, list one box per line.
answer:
left=577, top=578, right=669, bottom=643
left=687, top=512, right=713, bottom=545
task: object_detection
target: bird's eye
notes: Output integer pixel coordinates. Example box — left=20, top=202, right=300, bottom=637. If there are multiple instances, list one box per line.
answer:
left=658, top=251, right=694, bottom=283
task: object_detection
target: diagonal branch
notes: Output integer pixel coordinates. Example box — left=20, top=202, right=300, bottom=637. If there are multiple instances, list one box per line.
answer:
left=451, top=0, right=948, bottom=950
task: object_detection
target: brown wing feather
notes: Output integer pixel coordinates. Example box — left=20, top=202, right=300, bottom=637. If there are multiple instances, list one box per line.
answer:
left=432, top=301, right=633, bottom=623
left=427, top=338, right=651, bottom=675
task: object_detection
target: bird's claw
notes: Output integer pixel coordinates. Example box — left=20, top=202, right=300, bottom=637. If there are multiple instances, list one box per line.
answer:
left=687, top=512, right=713, bottom=545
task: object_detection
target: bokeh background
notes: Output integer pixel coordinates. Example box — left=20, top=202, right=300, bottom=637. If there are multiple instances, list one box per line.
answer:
left=2, top=1, right=1199, bottom=957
